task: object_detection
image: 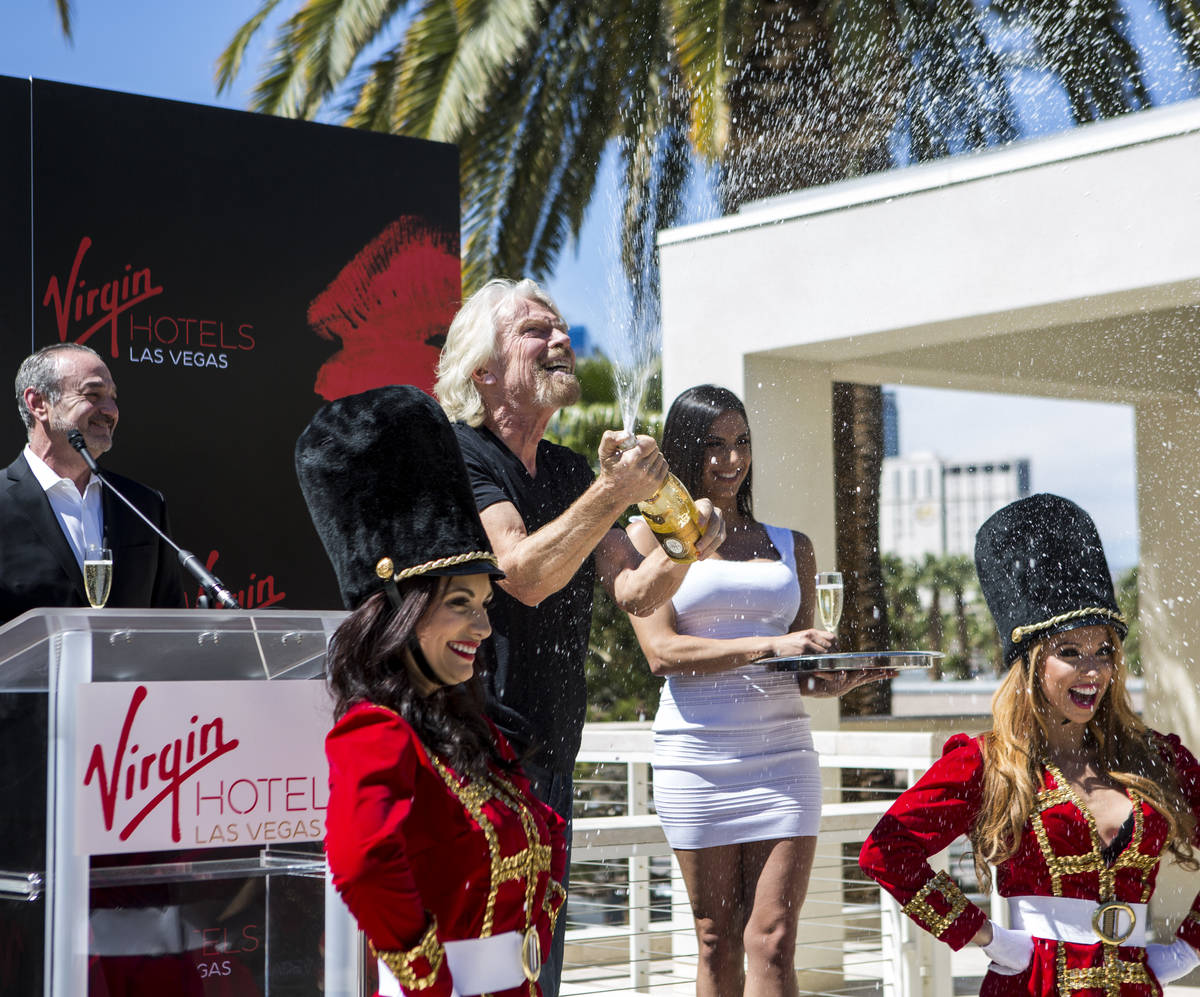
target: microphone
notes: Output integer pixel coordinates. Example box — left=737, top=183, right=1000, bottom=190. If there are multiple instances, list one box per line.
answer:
left=67, top=430, right=241, bottom=610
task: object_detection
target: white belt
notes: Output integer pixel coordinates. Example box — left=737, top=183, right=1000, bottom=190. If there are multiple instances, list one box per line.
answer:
left=378, top=929, right=541, bottom=996
left=1009, top=896, right=1148, bottom=947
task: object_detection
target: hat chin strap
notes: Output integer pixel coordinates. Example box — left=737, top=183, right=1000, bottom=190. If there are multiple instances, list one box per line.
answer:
left=407, top=638, right=446, bottom=689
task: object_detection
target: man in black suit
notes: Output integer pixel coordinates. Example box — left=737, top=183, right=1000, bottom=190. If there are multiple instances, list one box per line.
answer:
left=0, top=343, right=187, bottom=993
left=0, top=342, right=184, bottom=624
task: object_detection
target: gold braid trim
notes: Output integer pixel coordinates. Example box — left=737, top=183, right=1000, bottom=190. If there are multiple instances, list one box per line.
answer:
left=543, top=878, right=567, bottom=934
left=388, top=550, right=499, bottom=581
left=1011, top=607, right=1126, bottom=645
left=1035, top=762, right=1155, bottom=902
left=430, top=757, right=554, bottom=939
left=1055, top=939, right=1152, bottom=997
left=901, top=870, right=970, bottom=939
left=376, top=918, right=444, bottom=991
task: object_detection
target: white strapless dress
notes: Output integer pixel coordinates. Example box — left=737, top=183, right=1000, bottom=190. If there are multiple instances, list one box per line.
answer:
left=652, top=524, right=822, bottom=850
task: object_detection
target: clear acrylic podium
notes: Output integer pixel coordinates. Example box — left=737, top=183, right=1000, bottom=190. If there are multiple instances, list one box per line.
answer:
left=0, top=607, right=367, bottom=997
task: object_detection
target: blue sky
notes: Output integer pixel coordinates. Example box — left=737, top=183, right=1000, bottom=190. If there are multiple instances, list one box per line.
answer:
left=5, top=0, right=1167, bottom=569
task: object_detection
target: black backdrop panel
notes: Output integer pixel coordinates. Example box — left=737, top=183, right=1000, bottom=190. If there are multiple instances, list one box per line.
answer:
left=0, top=77, right=34, bottom=462
left=25, top=80, right=460, bottom=609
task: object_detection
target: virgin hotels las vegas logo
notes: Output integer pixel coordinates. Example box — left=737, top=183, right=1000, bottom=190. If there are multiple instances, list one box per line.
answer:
left=42, top=236, right=255, bottom=369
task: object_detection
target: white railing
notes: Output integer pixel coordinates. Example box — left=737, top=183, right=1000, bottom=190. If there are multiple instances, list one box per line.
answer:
left=564, top=725, right=978, bottom=997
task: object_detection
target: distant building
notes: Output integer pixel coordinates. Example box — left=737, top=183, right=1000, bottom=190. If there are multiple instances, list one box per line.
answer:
left=568, top=324, right=595, bottom=357
left=880, top=453, right=1031, bottom=560
left=882, top=390, right=899, bottom=458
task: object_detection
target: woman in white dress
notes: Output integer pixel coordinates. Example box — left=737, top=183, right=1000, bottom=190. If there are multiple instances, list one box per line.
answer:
left=627, top=385, right=890, bottom=997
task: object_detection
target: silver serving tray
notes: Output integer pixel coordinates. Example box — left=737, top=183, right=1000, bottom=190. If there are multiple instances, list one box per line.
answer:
left=760, top=650, right=941, bottom=672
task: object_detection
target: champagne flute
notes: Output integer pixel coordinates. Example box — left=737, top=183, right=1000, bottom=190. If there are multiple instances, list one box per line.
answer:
left=84, top=545, right=113, bottom=609
left=815, top=571, right=843, bottom=635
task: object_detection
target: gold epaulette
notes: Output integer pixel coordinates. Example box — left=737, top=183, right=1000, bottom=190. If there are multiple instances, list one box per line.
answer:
left=901, top=870, right=970, bottom=939
left=376, top=918, right=444, bottom=991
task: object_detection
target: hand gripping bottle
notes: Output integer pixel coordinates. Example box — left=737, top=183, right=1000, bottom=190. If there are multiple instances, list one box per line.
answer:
left=619, top=434, right=704, bottom=563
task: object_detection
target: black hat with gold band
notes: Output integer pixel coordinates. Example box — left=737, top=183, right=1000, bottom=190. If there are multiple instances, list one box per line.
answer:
left=295, top=385, right=502, bottom=611
left=974, top=493, right=1126, bottom=666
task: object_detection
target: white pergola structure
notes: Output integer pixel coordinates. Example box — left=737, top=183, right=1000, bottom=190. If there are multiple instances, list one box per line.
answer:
left=660, top=99, right=1200, bottom=928
left=661, top=98, right=1200, bottom=742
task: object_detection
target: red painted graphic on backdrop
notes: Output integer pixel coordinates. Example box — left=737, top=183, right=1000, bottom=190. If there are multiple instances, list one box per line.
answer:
left=307, top=216, right=460, bottom=399
left=42, top=236, right=164, bottom=355
left=181, top=550, right=287, bottom=610
left=83, top=684, right=240, bottom=842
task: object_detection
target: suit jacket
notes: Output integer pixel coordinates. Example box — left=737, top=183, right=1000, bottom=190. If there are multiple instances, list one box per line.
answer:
left=0, top=452, right=186, bottom=626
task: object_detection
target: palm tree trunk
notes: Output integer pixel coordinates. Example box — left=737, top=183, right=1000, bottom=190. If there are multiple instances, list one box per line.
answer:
left=832, top=382, right=890, bottom=716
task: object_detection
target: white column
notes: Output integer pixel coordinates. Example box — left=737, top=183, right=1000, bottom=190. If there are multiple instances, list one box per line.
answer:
left=1136, top=398, right=1200, bottom=933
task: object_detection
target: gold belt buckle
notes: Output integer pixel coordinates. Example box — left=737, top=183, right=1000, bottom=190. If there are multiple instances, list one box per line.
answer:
left=520, top=927, right=542, bottom=982
left=1092, top=901, right=1136, bottom=946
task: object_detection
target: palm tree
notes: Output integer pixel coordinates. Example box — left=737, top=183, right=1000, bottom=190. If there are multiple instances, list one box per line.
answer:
left=1116, top=565, right=1141, bottom=675
left=941, top=555, right=977, bottom=678
left=915, top=553, right=949, bottom=679
left=219, top=0, right=1196, bottom=702
left=834, top=381, right=892, bottom=713
left=217, top=0, right=1189, bottom=291
left=881, top=554, right=923, bottom=650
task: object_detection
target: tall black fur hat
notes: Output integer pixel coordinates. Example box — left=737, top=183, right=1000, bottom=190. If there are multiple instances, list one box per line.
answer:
left=295, top=385, right=501, bottom=610
left=974, top=493, right=1126, bottom=666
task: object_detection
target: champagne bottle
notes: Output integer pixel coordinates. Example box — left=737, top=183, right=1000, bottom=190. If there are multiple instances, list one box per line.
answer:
left=620, top=434, right=704, bottom=563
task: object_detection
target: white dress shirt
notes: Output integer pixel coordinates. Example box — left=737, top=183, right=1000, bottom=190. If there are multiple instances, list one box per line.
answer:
left=23, top=445, right=105, bottom=573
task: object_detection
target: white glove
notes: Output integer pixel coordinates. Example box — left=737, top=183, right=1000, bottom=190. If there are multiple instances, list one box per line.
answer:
left=981, top=921, right=1034, bottom=976
left=1147, top=937, right=1200, bottom=984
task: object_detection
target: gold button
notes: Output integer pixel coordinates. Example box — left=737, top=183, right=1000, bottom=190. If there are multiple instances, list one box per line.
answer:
left=376, top=557, right=394, bottom=580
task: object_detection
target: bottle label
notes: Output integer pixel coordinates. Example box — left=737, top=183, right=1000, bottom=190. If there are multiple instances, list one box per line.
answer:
left=646, top=519, right=702, bottom=563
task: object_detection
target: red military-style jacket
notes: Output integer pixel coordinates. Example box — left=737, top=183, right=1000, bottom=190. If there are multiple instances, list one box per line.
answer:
left=325, top=703, right=568, bottom=997
left=860, top=731, right=1200, bottom=997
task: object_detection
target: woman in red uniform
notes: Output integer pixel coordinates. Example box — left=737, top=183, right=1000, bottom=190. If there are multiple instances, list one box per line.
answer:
left=860, top=493, right=1200, bottom=996
left=297, top=386, right=566, bottom=997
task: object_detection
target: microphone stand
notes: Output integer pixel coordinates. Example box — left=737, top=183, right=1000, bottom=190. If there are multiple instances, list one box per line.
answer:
left=67, top=430, right=240, bottom=610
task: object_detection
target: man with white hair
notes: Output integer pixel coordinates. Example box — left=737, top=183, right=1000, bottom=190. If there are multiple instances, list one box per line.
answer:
left=436, top=278, right=724, bottom=996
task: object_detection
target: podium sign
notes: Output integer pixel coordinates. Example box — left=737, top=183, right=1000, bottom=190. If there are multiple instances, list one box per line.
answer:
left=0, top=608, right=367, bottom=997
left=75, top=681, right=329, bottom=855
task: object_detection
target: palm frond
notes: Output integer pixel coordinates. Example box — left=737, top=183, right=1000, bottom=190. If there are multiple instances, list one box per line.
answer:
left=458, top=5, right=631, bottom=289
left=389, top=0, right=463, bottom=136
left=668, top=0, right=739, bottom=159
left=1165, top=0, right=1200, bottom=67
left=1018, top=0, right=1148, bottom=123
left=54, top=0, right=73, bottom=40
left=426, top=0, right=546, bottom=140
left=246, top=0, right=410, bottom=118
left=897, top=0, right=1018, bottom=161
left=215, top=0, right=288, bottom=95
left=343, top=44, right=406, bottom=130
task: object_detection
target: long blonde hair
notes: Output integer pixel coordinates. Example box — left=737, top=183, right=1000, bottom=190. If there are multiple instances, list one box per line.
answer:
left=970, top=628, right=1196, bottom=889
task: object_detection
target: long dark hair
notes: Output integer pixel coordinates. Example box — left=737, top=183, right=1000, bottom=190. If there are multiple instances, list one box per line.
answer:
left=661, top=384, right=753, bottom=518
left=327, top=577, right=514, bottom=780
